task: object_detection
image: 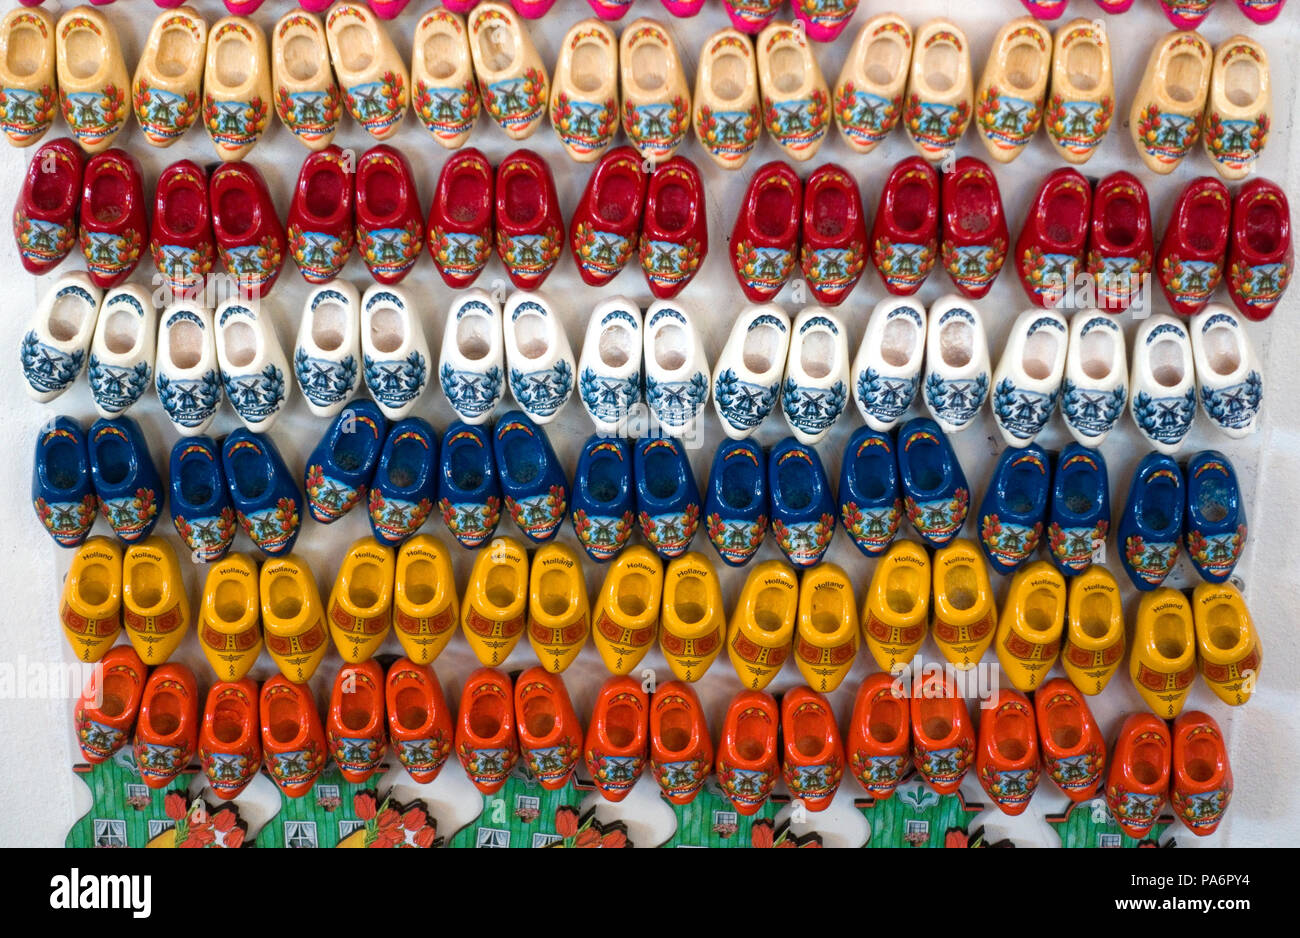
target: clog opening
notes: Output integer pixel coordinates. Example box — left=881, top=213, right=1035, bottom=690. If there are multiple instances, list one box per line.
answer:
left=369, top=305, right=406, bottom=354
left=477, top=21, right=516, bottom=73
left=710, top=52, right=747, bottom=102
left=1152, top=612, right=1188, bottom=661
left=850, top=446, right=889, bottom=499
left=863, top=37, right=904, bottom=87
left=917, top=697, right=953, bottom=743
left=89, top=171, right=128, bottom=224
left=616, top=573, right=650, bottom=616
left=792, top=708, right=827, bottom=758
left=800, top=332, right=833, bottom=379
left=587, top=454, right=623, bottom=504
left=921, top=41, right=958, bottom=94
left=341, top=679, right=375, bottom=731
left=284, top=34, right=322, bottom=81
left=503, top=169, right=542, bottom=226
left=6, top=23, right=42, bottom=78
left=951, top=176, right=993, bottom=238
left=1244, top=200, right=1281, bottom=254
left=742, top=322, right=781, bottom=373
left=167, top=318, right=205, bottom=370
left=1206, top=604, right=1244, bottom=652
left=403, top=559, right=435, bottom=605
left=1131, top=740, right=1163, bottom=785
left=129, top=561, right=165, bottom=611
left=95, top=433, right=131, bottom=486
left=364, top=165, right=402, bottom=221
left=1187, top=196, right=1227, bottom=252
left=1166, top=52, right=1206, bottom=104
left=880, top=317, right=918, bottom=368
left=267, top=573, right=304, bottom=618
left=631, top=40, right=669, bottom=92
left=268, top=695, right=302, bottom=744
left=908, top=437, right=945, bottom=493
left=485, top=563, right=518, bottom=609
left=163, top=181, right=204, bottom=236
left=330, top=421, right=374, bottom=474
left=808, top=588, right=845, bottom=634
left=994, top=707, right=1031, bottom=760
left=450, top=443, right=485, bottom=491
left=650, top=324, right=687, bottom=371
left=32, top=163, right=72, bottom=211
left=939, top=320, right=973, bottom=368
left=1007, top=461, right=1045, bottom=513
left=572, top=38, right=611, bottom=93
left=1224, top=58, right=1261, bottom=109
left=215, top=579, right=251, bottom=624
left=1100, top=192, right=1138, bottom=249
left=502, top=433, right=540, bottom=484
left=43, top=436, right=82, bottom=492
left=605, top=702, right=638, bottom=747
left=776, top=456, right=815, bottom=509
left=942, top=565, right=976, bottom=610
left=643, top=448, right=681, bottom=498
left=337, top=24, right=376, bottom=73
left=218, top=186, right=256, bottom=237
left=1148, top=337, right=1185, bottom=387
left=1005, top=39, right=1043, bottom=91
left=895, top=177, right=932, bottom=234
left=653, top=180, right=692, bottom=235
left=215, top=34, right=252, bottom=88
left=538, top=569, right=572, bottom=616
left=1044, top=190, right=1086, bottom=245
left=348, top=561, right=385, bottom=609
left=1195, top=475, right=1230, bottom=523
left=1066, top=41, right=1101, bottom=92
left=596, top=172, right=638, bottom=224
left=810, top=184, right=849, bottom=239
left=229, top=445, right=270, bottom=499
left=885, top=565, right=922, bottom=614
left=65, top=26, right=103, bottom=81
left=599, top=323, right=634, bottom=368
left=455, top=310, right=493, bottom=360
left=870, top=699, right=903, bottom=743
left=423, top=32, right=459, bottom=80
left=721, top=459, right=757, bottom=509
left=212, top=700, right=245, bottom=744
left=1048, top=704, right=1082, bottom=747
left=468, top=693, right=505, bottom=740
left=770, top=42, right=806, bottom=94
left=77, top=564, right=112, bottom=606
left=671, top=576, right=706, bottom=624
left=148, top=690, right=182, bottom=737
left=1079, top=328, right=1115, bottom=380
left=660, top=709, right=692, bottom=752
left=395, top=688, right=428, bottom=729
left=754, top=586, right=791, bottom=631
left=306, top=166, right=345, bottom=220
left=100, top=671, right=132, bottom=718
left=1022, top=587, right=1059, bottom=634
left=1185, top=737, right=1218, bottom=782
left=756, top=180, right=795, bottom=238
left=1201, top=325, right=1241, bottom=376
left=514, top=311, right=551, bottom=359
left=157, top=23, right=199, bottom=79
left=735, top=711, right=769, bottom=760
left=385, top=434, right=426, bottom=489
left=222, top=320, right=258, bottom=369
left=523, top=696, right=556, bottom=738
left=101, top=307, right=140, bottom=354
left=1060, top=463, right=1098, bottom=515
left=1078, top=593, right=1113, bottom=639
left=448, top=166, right=491, bottom=225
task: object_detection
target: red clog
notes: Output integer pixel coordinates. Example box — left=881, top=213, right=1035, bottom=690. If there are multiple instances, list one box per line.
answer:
left=150, top=160, right=214, bottom=299
left=13, top=138, right=83, bottom=275
left=639, top=155, right=708, bottom=299
left=198, top=678, right=262, bottom=801
left=1086, top=171, right=1153, bottom=314
left=455, top=667, right=518, bottom=794
left=327, top=659, right=387, bottom=783
left=132, top=663, right=199, bottom=790
left=1236, top=0, right=1285, bottom=24
left=355, top=144, right=424, bottom=285
left=512, top=0, right=557, bottom=17
left=1015, top=167, right=1090, bottom=308
left=428, top=148, right=494, bottom=288
left=259, top=674, right=327, bottom=798
left=975, top=688, right=1040, bottom=816
left=940, top=156, right=1008, bottom=300
left=1227, top=177, right=1292, bottom=321
left=286, top=146, right=355, bottom=285
left=1156, top=176, right=1230, bottom=317
left=800, top=163, right=868, bottom=306
left=715, top=690, right=778, bottom=816
left=780, top=686, right=843, bottom=812
left=730, top=160, right=801, bottom=302
left=494, top=149, right=563, bottom=290
left=78, top=149, right=145, bottom=289
left=370, top=0, right=414, bottom=17
left=1159, top=0, right=1216, bottom=28
left=73, top=644, right=146, bottom=765
left=515, top=666, right=583, bottom=791
left=1170, top=711, right=1232, bottom=837
left=1105, top=712, right=1171, bottom=840
left=386, top=658, right=454, bottom=784
left=210, top=162, right=287, bottom=299
left=649, top=681, right=713, bottom=805
left=1034, top=678, right=1105, bottom=803
left=569, top=145, right=646, bottom=287
left=847, top=673, right=910, bottom=800
left=909, top=669, right=975, bottom=795
left=584, top=675, right=648, bottom=803
left=871, top=157, right=939, bottom=296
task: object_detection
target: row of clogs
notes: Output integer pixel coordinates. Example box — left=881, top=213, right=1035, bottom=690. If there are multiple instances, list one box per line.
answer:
left=1023, top=0, right=1287, bottom=26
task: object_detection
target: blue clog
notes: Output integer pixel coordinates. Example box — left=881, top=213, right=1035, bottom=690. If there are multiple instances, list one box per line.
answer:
left=634, top=436, right=701, bottom=559
left=168, top=437, right=236, bottom=563
left=1046, top=444, right=1110, bottom=578
left=976, top=444, right=1050, bottom=576
left=1118, top=452, right=1184, bottom=592
left=839, top=427, right=901, bottom=558
left=87, top=416, right=163, bottom=544
left=303, top=401, right=387, bottom=524
left=368, top=418, right=439, bottom=545
left=571, top=436, right=635, bottom=563
left=897, top=418, right=969, bottom=549
left=768, top=438, right=835, bottom=568
left=703, top=439, right=768, bottom=567
left=438, top=421, right=502, bottom=550
left=1185, top=451, right=1246, bottom=584
left=494, top=410, right=568, bottom=543
left=32, top=417, right=97, bottom=548
left=221, top=430, right=303, bottom=557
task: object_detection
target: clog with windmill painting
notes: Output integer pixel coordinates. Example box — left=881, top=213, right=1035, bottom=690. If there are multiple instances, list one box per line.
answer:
left=13, top=138, right=82, bottom=274
left=496, top=151, right=563, bottom=289
left=495, top=412, right=568, bottom=543
left=1129, top=315, right=1196, bottom=455
left=569, top=148, right=646, bottom=288
left=650, top=682, right=713, bottom=805
left=272, top=8, right=341, bottom=150
left=210, top=162, right=287, bottom=298
left=325, top=1, right=408, bottom=140
left=286, top=146, right=356, bottom=285
left=634, top=436, right=701, bottom=560
left=768, top=438, right=836, bottom=568
left=78, top=149, right=146, bottom=289
left=1105, top=713, right=1170, bottom=840
left=1062, top=313, right=1127, bottom=448
left=726, top=560, right=794, bottom=690
left=1171, top=711, right=1232, bottom=836
left=0, top=6, right=56, bottom=147
left=619, top=18, right=690, bottom=162
left=940, top=157, right=1008, bottom=300
left=222, top=429, right=303, bottom=557
left=133, top=7, right=206, bottom=149
left=123, top=538, right=191, bottom=665
left=780, top=307, right=850, bottom=446
left=975, top=17, right=1050, bottom=164
left=704, top=439, right=768, bottom=568
left=780, top=686, right=843, bottom=812
left=150, top=161, right=215, bottom=299
left=1226, top=178, right=1291, bottom=322
left=931, top=539, right=997, bottom=670
left=833, top=14, right=912, bottom=155
left=260, top=674, right=327, bottom=797
left=515, top=667, right=583, bottom=790
left=730, top=163, right=801, bottom=303
left=712, top=304, right=789, bottom=439
left=1118, top=452, right=1184, bottom=591
left=169, top=436, right=236, bottom=564
left=995, top=560, right=1066, bottom=692
left=551, top=19, right=619, bottom=162
left=872, top=158, right=939, bottom=297
left=1061, top=566, right=1125, bottom=694
left=800, top=165, right=867, bottom=306
left=21, top=273, right=99, bottom=404
left=793, top=562, right=858, bottom=693
left=456, top=668, right=518, bottom=794
left=851, top=298, right=925, bottom=433
left=1014, top=168, right=1090, bottom=309
left=199, top=678, right=262, bottom=801
left=577, top=297, right=643, bottom=434
left=694, top=28, right=761, bottom=170
left=585, top=675, right=648, bottom=801
left=386, top=658, right=454, bottom=783
left=360, top=284, right=430, bottom=420
left=154, top=301, right=219, bottom=437
left=503, top=292, right=574, bottom=425
left=591, top=545, right=663, bottom=675
left=1235, top=0, right=1286, bottom=23
left=639, top=158, right=708, bottom=299
left=1192, top=581, right=1260, bottom=707
left=659, top=552, right=726, bottom=682
left=975, top=689, right=1041, bottom=816
left=571, top=436, right=635, bottom=563
left=1035, top=677, right=1105, bottom=801
left=61, top=537, right=122, bottom=661
left=1190, top=306, right=1261, bottom=440
left=1130, top=31, right=1212, bottom=175
left=756, top=21, right=830, bottom=162
left=1046, top=444, right=1110, bottom=578
left=643, top=300, right=709, bottom=437
left=88, top=416, right=163, bottom=545
left=716, top=690, right=779, bottom=815
left=133, top=663, right=199, bottom=789
left=437, top=421, right=502, bottom=551
left=1087, top=172, right=1153, bottom=315
left=862, top=539, right=930, bottom=673
left=33, top=417, right=97, bottom=549
left=410, top=8, right=479, bottom=150
left=527, top=542, right=590, bottom=673
left=847, top=674, right=910, bottom=800
left=75, top=645, right=144, bottom=763
left=326, top=536, right=394, bottom=663
left=1044, top=19, right=1114, bottom=165
left=1202, top=36, right=1270, bottom=181
left=1157, top=178, right=1229, bottom=317
left=214, top=298, right=292, bottom=432
left=327, top=659, right=386, bottom=783
left=367, top=417, right=439, bottom=545
left=294, top=283, right=364, bottom=420
left=989, top=310, right=1068, bottom=446
left=1184, top=450, right=1247, bottom=584
left=897, top=417, right=969, bottom=548
left=55, top=7, right=129, bottom=153
left=202, top=16, right=271, bottom=161
left=259, top=556, right=329, bottom=683
left=197, top=553, right=263, bottom=681
left=429, top=150, right=495, bottom=289
left=469, top=2, right=548, bottom=140
left=89, top=284, right=155, bottom=419
left=839, top=427, right=902, bottom=558
left=355, top=145, right=424, bottom=285
left=1160, top=0, right=1218, bottom=28
left=393, top=535, right=459, bottom=664
left=725, top=0, right=780, bottom=34
left=902, top=20, right=972, bottom=164
left=461, top=536, right=528, bottom=665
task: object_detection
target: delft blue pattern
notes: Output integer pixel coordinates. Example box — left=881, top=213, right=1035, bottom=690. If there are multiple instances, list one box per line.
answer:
left=156, top=370, right=222, bottom=429
left=580, top=368, right=641, bottom=427
left=364, top=351, right=428, bottom=409
left=440, top=361, right=502, bottom=420
left=1131, top=388, right=1197, bottom=446
left=509, top=359, right=572, bottom=419
left=21, top=330, right=85, bottom=395
left=223, top=364, right=287, bottom=425
left=713, top=368, right=778, bottom=433
left=993, top=378, right=1059, bottom=441
left=295, top=348, right=358, bottom=410
left=88, top=355, right=151, bottom=414
left=855, top=368, right=918, bottom=424
left=924, top=372, right=989, bottom=427
left=782, top=378, right=847, bottom=436
left=1199, top=372, right=1262, bottom=432
left=1060, top=378, right=1126, bottom=440
left=646, top=372, right=708, bottom=431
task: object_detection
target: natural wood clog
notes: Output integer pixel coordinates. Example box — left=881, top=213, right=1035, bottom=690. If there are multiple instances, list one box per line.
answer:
left=693, top=28, right=760, bottom=170
left=975, top=17, right=1050, bottom=164
left=326, top=0, right=409, bottom=140
left=756, top=21, right=830, bottom=162
left=272, top=9, right=341, bottom=150
left=203, top=16, right=271, bottom=161
left=1129, top=30, right=1212, bottom=175
left=551, top=19, right=618, bottom=162
left=903, top=19, right=972, bottom=164
left=56, top=6, right=129, bottom=154
left=132, top=7, right=206, bottom=149
left=620, top=18, right=691, bottom=162
left=469, top=1, right=548, bottom=140
left=412, top=8, right=480, bottom=149
left=0, top=7, right=57, bottom=147
left=1044, top=19, right=1113, bottom=164
left=833, top=13, right=912, bottom=155
left=1202, top=36, right=1270, bottom=181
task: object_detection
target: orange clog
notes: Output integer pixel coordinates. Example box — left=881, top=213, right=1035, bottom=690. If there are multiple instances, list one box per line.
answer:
left=455, top=667, right=518, bottom=794
left=260, top=674, right=328, bottom=797
left=515, top=666, right=583, bottom=790
left=326, top=659, right=387, bottom=783
left=133, top=663, right=199, bottom=790
left=1170, top=711, right=1232, bottom=837
left=975, top=688, right=1040, bottom=816
left=780, top=686, right=844, bottom=812
left=198, top=678, right=262, bottom=801
left=583, top=675, right=648, bottom=802
left=73, top=644, right=146, bottom=764
left=1105, top=712, right=1171, bottom=840
left=1034, top=678, right=1105, bottom=802
left=909, top=669, right=974, bottom=794
left=847, top=672, right=910, bottom=800
left=649, top=682, right=713, bottom=805
left=715, top=690, right=779, bottom=816
left=385, top=658, right=454, bottom=783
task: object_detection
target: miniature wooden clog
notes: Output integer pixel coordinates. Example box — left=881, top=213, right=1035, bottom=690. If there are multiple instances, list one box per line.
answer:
left=429, top=150, right=495, bottom=288
left=1170, top=712, right=1232, bottom=836
left=862, top=539, right=929, bottom=673
left=155, top=301, right=220, bottom=437
left=272, top=9, right=341, bottom=150
left=202, top=16, right=271, bottom=161
left=286, top=147, right=356, bottom=284
left=360, top=284, right=430, bottom=420
left=214, top=298, right=291, bottom=431
left=355, top=145, right=424, bottom=284
left=639, top=157, right=707, bottom=299
left=1157, top=176, right=1230, bottom=317
left=800, top=165, right=867, bottom=306
left=325, top=1, right=408, bottom=140
left=503, top=292, right=575, bottom=425
left=469, top=2, right=547, bottom=140
left=694, top=28, right=761, bottom=170
left=90, top=288, right=158, bottom=419
left=1061, top=313, right=1127, bottom=448
left=456, top=668, right=519, bottom=794
left=1160, top=0, right=1217, bottom=28
left=33, top=417, right=96, bottom=549
left=1129, top=315, right=1196, bottom=455
left=78, top=149, right=146, bottom=289
left=495, top=411, right=568, bottom=541
left=133, top=663, right=199, bottom=789
left=1202, top=37, right=1269, bottom=181
left=591, top=545, right=663, bottom=675
left=780, top=686, right=843, bottom=812
left=210, top=161, right=287, bottom=298
left=1190, top=305, right=1261, bottom=439
left=13, top=138, right=82, bottom=274
left=327, top=659, right=386, bottom=783
left=940, top=157, right=1008, bottom=300
left=903, top=20, right=971, bottom=164
left=931, top=539, right=996, bottom=670
left=768, top=438, right=836, bottom=567
left=976, top=689, right=1041, bottom=816
left=1227, top=178, right=1291, bottom=321
left=1044, top=19, right=1113, bottom=164
left=150, top=161, right=215, bottom=299
left=846, top=674, right=909, bottom=800
left=169, top=436, right=236, bottom=564
left=1021, top=0, right=1069, bottom=15
left=649, top=682, right=713, bottom=804
left=716, top=690, right=779, bottom=815
left=730, top=162, right=801, bottom=302
left=461, top=535, right=528, bottom=665
left=527, top=542, right=590, bottom=672
left=386, top=658, right=454, bottom=783
left=703, top=439, right=768, bottom=567
left=897, top=416, right=969, bottom=546
left=22, top=273, right=100, bottom=404
left=990, top=311, right=1067, bottom=446
left=781, top=307, right=850, bottom=446
left=1015, top=167, right=1090, bottom=309
left=61, top=536, right=122, bottom=661
left=642, top=300, right=709, bottom=436
left=1118, top=452, right=1185, bottom=591
left=122, top=537, right=189, bottom=666
left=725, top=0, right=780, bottom=34
left=368, top=417, right=439, bottom=544
left=634, top=436, right=701, bottom=558
left=199, top=678, right=262, bottom=801
left=851, top=298, right=924, bottom=432
left=88, top=416, right=163, bottom=544
left=576, top=297, right=642, bottom=434
left=725, top=560, right=794, bottom=689
left=1184, top=450, right=1246, bottom=583
left=1061, top=565, right=1125, bottom=695
left=1087, top=172, right=1152, bottom=314
left=56, top=7, right=129, bottom=153
left=0, top=7, right=56, bottom=146
left=660, top=552, right=726, bottom=682
left=260, top=674, right=327, bottom=797
left=712, top=304, right=789, bottom=438
left=1105, top=713, right=1171, bottom=839
left=224, top=430, right=303, bottom=557
left=570, top=149, right=645, bottom=287
left=1034, top=677, right=1105, bottom=802
left=75, top=645, right=144, bottom=763
left=793, top=562, right=858, bottom=693
left=551, top=19, right=618, bottom=162
left=133, top=7, right=206, bottom=148
left=1046, top=444, right=1110, bottom=578
left=619, top=18, right=690, bottom=161
left=571, top=436, right=634, bottom=562
left=756, top=21, right=829, bottom=161
left=1130, top=31, right=1212, bottom=175
left=839, top=427, right=901, bottom=558
left=585, top=675, right=648, bottom=801
left=910, top=669, right=974, bottom=795
left=872, top=158, right=939, bottom=296
left=392, top=534, right=458, bottom=664
left=198, top=552, right=262, bottom=681
left=995, top=560, right=1066, bottom=692
left=295, top=284, right=364, bottom=419
left=515, top=667, right=583, bottom=790
left=412, top=7, right=479, bottom=149
left=495, top=151, right=563, bottom=289
left=327, top=536, right=394, bottom=662
left=975, top=18, right=1050, bottom=164
left=1131, top=587, right=1197, bottom=717
left=1193, top=581, right=1260, bottom=706
left=833, top=13, right=911, bottom=155
left=437, top=421, right=503, bottom=549
left=259, top=555, right=329, bottom=682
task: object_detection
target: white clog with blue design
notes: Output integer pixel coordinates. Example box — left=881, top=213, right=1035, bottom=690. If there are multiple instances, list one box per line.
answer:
left=294, top=281, right=362, bottom=419
left=1130, top=313, right=1196, bottom=455
left=851, top=297, right=925, bottom=432
left=88, top=283, right=156, bottom=419
left=782, top=306, right=850, bottom=445
left=712, top=304, right=790, bottom=440
left=504, top=291, right=575, bottom=426
left=644, top=300, right=710, bottom=440
left=990, top=308, right=1068, bottom=446
left=155, top=300, right=221, bottom=437
left=1061, top=310, right=1127, bottom=447
left=1190, top=303, right=1261, bottom=439
left=439, top=288, right=504, bottom=426
left=578, top=296, right=643, bottom=435
left=361, top=284, right=431, bottom=421
left=922, top=295, right=990, bottom=434
left=215, top=297, right=292, bottom=431
left=21, top=272, right=102, bottom=403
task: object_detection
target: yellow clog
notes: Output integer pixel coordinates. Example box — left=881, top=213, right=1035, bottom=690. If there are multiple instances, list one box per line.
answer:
left=1193, top=582, right=1260, bottom=706
left=660, top=552, right=726, bottom=682
left=1061, top=566, right=1125, bottom=695
left=461, top=536, right=528, bottom=666
left=794, top=562, right=859, bottom=693
left=527, top=542, right=589, bottom=673
left=122, top=537, right=190, bottom=665
left=863, top=540, right=930, bottom=673
left=327, top=536, right=394, bottom=663
left=60, top=536, right=122, bottom=662
left=259, top=554, right=328, bottom=683
left=727, top=560, right=797, bottom=690
left=930, top=539, right=995, bottom=670
left=393, top=535, right=458, bottom=665
left=198, top=552, right=262, bottom=681
left=995, top=560, right=1065, bottom=692
left=1130, top=587, right=1197, bottom=718
left=591, top=545, right=664, bottom=675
